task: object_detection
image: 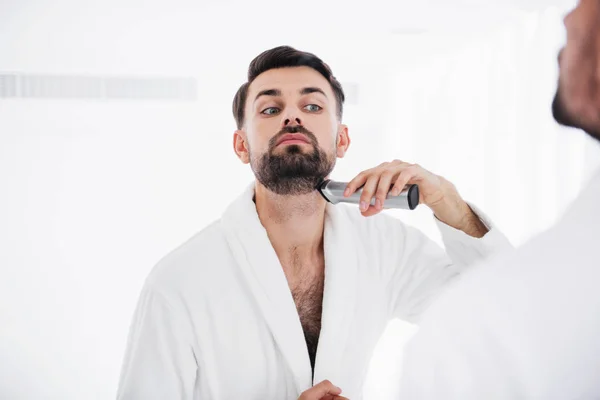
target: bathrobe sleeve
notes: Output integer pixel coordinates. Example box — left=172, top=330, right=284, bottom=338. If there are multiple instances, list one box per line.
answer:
left=117, top=282, right=198, bottom=400
left=387, top=202, right=513, bottom=324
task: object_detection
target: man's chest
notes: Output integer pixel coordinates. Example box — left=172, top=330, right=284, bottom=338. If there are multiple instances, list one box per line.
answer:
left=285, top=262, right=325, bottom=326
left=287, top=268, right=325, bottom=370
left=187, top=260, right=389, bottom=398
left=291, top=277, right=324, bottom=333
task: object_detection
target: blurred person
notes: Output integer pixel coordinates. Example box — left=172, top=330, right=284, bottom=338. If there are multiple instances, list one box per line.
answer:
left=397, top=1, right=600, bottom=398
left=116, top=45, right=512, bottom=399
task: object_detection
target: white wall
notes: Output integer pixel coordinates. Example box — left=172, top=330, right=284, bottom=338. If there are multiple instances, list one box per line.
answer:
left=1, top=1, right=596, bottom=399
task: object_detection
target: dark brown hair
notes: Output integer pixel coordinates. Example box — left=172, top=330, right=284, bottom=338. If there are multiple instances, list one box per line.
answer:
left=232, top=46, right=345, bottom=130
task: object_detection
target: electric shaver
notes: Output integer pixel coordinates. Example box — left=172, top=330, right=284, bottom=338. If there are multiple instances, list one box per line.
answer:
left=317, top=179, right=420, bottom=210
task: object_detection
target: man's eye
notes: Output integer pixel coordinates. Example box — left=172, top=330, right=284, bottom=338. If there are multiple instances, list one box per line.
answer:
left=304, top=104, right=322, bottom=112
left=261, top=107, right=280, bottom=115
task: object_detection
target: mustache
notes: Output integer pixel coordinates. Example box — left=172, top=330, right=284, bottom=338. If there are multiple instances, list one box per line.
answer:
left=268, top=125, right=319, bottom=149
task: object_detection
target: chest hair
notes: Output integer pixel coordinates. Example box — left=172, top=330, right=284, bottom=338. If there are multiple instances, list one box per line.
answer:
left=288, top=265, right=325, bottom=375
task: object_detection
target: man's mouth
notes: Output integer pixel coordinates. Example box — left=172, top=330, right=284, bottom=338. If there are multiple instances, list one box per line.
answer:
left=276, top=133, right=311, bottom=146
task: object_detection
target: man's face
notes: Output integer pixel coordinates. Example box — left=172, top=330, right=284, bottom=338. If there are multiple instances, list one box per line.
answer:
left=235, top=66, right=349, bottom=195
left=552, top=0, right=600, bottom=139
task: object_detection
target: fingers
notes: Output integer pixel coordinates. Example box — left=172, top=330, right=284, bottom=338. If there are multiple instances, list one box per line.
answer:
left=356, top=162, right=401, bottom=214
left=346, top=160, right=422, bottom=217
left=391, top=165, right=419, bottom=196
left=360, top=206, right=381, bottom=217
left=375, top=169, right=395, bottom=210
left=312, top=380, right=342, bottom=396
left=359, top=174, right=380, bottom=213
left=344, top=170, right=370, bottom=197
left=298, top=380, right=342, bottom=400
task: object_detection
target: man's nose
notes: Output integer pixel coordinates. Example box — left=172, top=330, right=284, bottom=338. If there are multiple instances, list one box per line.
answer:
left=282, top=115, right=302, bottom=127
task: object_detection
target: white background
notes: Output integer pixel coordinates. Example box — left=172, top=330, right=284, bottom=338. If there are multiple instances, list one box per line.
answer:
left=1, top=0, right=599, bottom=398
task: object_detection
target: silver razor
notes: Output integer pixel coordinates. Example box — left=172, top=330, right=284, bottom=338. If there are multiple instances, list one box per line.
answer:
left=317, top=179, right=419, bottom=210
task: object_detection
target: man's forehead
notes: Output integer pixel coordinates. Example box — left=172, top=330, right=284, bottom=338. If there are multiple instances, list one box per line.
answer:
left=248, top=67, right=333, bottom=97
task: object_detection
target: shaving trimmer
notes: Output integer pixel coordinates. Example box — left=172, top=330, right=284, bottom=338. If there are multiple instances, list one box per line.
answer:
left=317, top=179, right=420, bottom=210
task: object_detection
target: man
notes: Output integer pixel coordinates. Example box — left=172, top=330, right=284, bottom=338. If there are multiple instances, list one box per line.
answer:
left=117, top=46, right=512, bottom=399
left=397, top=1, right=600, bottom=398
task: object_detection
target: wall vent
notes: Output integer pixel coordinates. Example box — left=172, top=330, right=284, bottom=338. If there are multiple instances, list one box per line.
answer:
left=0, top=73, right=197, bottom=101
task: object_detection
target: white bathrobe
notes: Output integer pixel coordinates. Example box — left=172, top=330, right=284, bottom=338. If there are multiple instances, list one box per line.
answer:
left=116, top=183, right=512, bottom=400
left=397, top=169, right=600, bottom=399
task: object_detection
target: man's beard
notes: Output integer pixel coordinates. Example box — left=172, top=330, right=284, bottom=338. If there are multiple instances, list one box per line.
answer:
left=552, top=85, right=579, bottom=129
left=552, top=85, right=600, bottom=140
left=250, top=126, right=336, bottom=196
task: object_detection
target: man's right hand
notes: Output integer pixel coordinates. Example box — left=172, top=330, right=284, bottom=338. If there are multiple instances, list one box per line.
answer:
left=298, top=380, right=349, bottom=400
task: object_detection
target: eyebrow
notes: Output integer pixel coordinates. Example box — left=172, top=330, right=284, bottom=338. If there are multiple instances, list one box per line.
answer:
left=253, top=87, right=328, bottom=104
left=300, top=87, right=327, bottom=97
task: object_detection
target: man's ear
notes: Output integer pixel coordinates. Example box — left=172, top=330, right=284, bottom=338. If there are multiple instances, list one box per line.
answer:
left=336, top=124, right=350, bottom=158
left=233, top=130, right=250, bottom=164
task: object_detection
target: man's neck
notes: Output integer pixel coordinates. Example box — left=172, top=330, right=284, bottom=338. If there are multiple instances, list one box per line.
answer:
left=254, top=182, right=326, bottom=268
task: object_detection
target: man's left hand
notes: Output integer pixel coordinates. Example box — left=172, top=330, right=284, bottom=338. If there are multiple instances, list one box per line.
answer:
left=344, top=159, right=488, bottom=237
